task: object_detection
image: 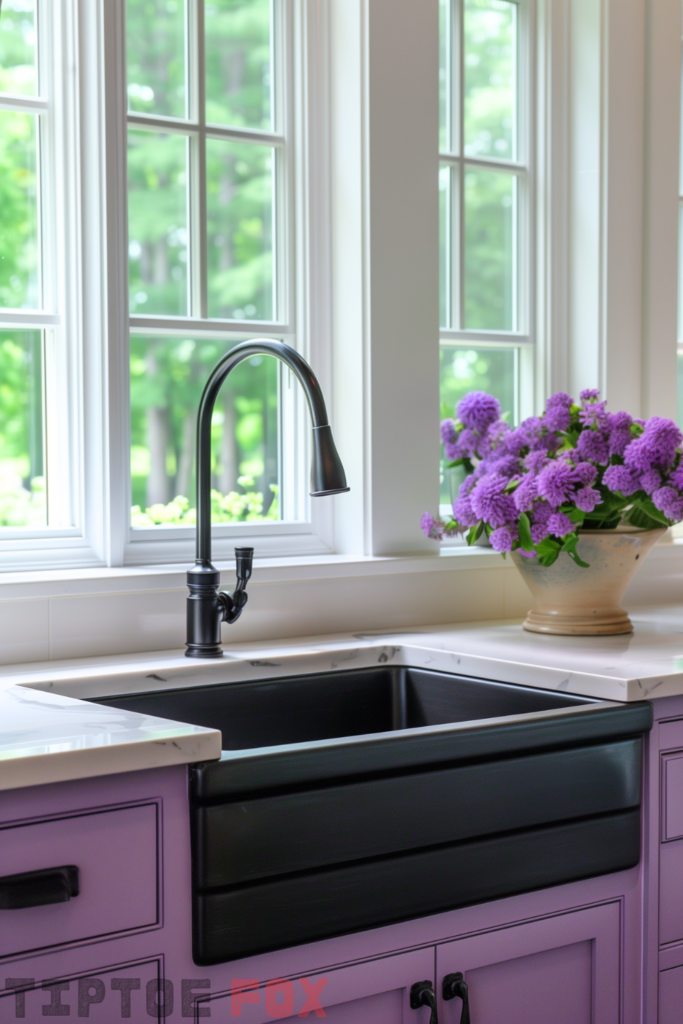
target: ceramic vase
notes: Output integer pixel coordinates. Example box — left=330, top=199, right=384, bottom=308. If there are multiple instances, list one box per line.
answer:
left=510, top=528, right=666, bottom=635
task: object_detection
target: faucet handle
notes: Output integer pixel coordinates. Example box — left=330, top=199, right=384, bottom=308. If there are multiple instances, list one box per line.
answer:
left=234, top=547, right=254, bottom=583
left=220, top=548, right=254, bottom=626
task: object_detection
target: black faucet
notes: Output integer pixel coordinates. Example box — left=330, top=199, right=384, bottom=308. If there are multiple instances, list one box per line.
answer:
left=185, top=339, right=349, bottom=658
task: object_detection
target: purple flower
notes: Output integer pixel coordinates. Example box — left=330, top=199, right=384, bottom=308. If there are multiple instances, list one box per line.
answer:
left=544, top=392, right=573, bottom=433
left=478, top=419, right=511, bottom=457
left=444, top=427, right=478, bottom=461
left=453, top=494, right=478, bottom=527
left=531, top=501, right=553, bottom=525
left=547, top=392, right=574, bottom=409
left=652, top=486, right=683, bottom=522
left=602, top=464, right=641, bottom=495
left=456, top=391, right=501, bottom=433
left=536, top=462, right=575, bottom=506
left=573, top=461, right=598, bottom=486
left=576, top=429, right=609, bottom=464
left=490, top=527, right=514, bottom=552
left=580, top=388, right=600, bottom=401
left=606, top=411, right=633, bottom=457
left=421, top=512, right=445, bottom=540
left=459, top=474, right=477, bottom=498
left=440, top=419, right=457, bottom=445
left=524, top=450, right=550, bottom=474
left=574, top=486, right=602, bottom=512
left=508, top=416, right=555, bottom=455
left=513, top=475, right=538, bottom=513
left=531, top=522, right=549, bottom=543
left=624, top=416, right=683, bottom=473
left=669, top=465, right=683, bottom=489
left=547, top=512, right=573, bottom=538
left=579, top=400, right=608, bottom=427
left=470, top=474, right=518, bottom=528
left=639, top=468, right=662, bottom=496
left=484, top=453, right=522, bottom=480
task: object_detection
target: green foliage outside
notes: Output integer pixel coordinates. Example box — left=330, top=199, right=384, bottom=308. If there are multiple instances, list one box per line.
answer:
left=131, top=477, right=278, bottom=527
left=130, top=334, right=278, bottom=523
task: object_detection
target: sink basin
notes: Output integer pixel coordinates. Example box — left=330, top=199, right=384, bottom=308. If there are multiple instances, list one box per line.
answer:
left=93, top=666, right=652, bottom=965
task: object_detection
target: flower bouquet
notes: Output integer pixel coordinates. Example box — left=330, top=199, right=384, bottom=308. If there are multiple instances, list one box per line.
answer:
left=422, top=389, right=683, bottom=634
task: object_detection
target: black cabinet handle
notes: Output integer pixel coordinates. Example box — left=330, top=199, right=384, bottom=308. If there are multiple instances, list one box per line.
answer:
left=0, top=866, right=79, bottom=910
left=443, top=973, right=470, bottom=1024
left=411, top=981, right=439, bottom=1023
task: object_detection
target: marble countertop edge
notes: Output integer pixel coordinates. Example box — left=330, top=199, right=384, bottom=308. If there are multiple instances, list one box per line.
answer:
left=2, top=606, right=683, bottom=789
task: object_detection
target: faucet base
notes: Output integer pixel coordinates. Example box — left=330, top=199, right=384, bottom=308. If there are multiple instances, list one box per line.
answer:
left=185, top=645, right=224, bottom=659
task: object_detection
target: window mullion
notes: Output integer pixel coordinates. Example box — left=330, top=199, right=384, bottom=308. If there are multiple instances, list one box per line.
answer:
left=195, top=0, right=208, bottom=319
left=456, top=0, right=464, bottom=332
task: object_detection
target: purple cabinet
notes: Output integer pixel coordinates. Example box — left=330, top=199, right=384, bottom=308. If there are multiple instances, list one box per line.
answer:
left=0, top=761, right=641, bottom=1024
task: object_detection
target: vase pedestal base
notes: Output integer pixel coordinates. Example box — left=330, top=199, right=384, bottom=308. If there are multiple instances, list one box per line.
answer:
left=522, top=608, right=633, bottom=636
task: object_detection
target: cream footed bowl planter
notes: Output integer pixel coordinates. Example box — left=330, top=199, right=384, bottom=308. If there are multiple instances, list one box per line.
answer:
left=511, top=528, right=666, bottom=636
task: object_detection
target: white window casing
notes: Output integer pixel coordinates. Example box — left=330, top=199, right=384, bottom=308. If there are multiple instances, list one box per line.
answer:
left=0, top=0, right=681, bottom=599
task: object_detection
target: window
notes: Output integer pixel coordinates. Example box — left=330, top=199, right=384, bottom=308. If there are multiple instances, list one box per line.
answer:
left=126, top=0, right=286, bottom=537
left=439, top=0, right=531, bottom=509
left=0, top=1, right=74, bottom=536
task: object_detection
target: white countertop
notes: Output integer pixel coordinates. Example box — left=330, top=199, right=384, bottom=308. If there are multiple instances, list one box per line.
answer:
left=2, top=604, right=683, bottom=791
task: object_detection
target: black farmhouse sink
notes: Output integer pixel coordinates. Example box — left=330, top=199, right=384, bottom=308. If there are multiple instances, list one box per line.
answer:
left=93, top=666, right=652, bottom=965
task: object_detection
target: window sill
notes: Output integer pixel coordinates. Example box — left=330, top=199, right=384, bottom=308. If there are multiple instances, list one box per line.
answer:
left=0, top=533, right=679, bottom=601
left=0, top=545, right=518, bottom=600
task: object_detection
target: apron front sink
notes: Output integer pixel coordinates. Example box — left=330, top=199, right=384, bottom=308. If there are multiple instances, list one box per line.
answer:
left=93, top=666, right=652, bottom=965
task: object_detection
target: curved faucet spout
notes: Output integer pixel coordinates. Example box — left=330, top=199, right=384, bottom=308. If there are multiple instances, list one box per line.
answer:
left=186, top=339, right=349, bottom=658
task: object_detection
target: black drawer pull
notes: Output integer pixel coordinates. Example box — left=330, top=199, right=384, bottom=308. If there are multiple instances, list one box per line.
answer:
left=0, top=866, right=79, bottom=910
left=411, top=981, right=438, bottom=1023
left=443, top=972, right=470, bottom=1023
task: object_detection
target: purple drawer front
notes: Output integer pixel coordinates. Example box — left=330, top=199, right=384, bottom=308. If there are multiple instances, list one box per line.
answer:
left=0, top=803, right=159, bottom=960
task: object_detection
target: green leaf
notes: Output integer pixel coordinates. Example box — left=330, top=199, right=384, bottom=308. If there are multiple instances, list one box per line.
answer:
left=561, top=533, right=590, bottom=568
left=566, top=506, right=586, bottom=526
left=538, top=549, right=560, bottom=567
left=629, top=499, right=670, bottom=528
left=466, top=520, right=485, bottom=546
left=518, top=511, right=534, bottom=551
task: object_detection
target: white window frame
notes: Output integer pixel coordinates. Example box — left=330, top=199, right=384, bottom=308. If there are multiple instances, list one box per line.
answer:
left=0, top=0, right=680, bottom=582
left=117, top=0, right=337, bottom=566
left=439, top=0, right=537, bottom=414
left=0, top=0, right=88, bottom=570
left=0, top=0, right=338, bottom=570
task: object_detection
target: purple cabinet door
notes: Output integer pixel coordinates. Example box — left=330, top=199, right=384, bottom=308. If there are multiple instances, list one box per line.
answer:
left=436, top=902, right=620, bottom=1024
left=198, top=948, right=435, bottom=1022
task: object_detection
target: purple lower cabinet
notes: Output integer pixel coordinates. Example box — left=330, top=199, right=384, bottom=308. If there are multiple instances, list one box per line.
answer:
left=0, top=761, right=644, bottom=1023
